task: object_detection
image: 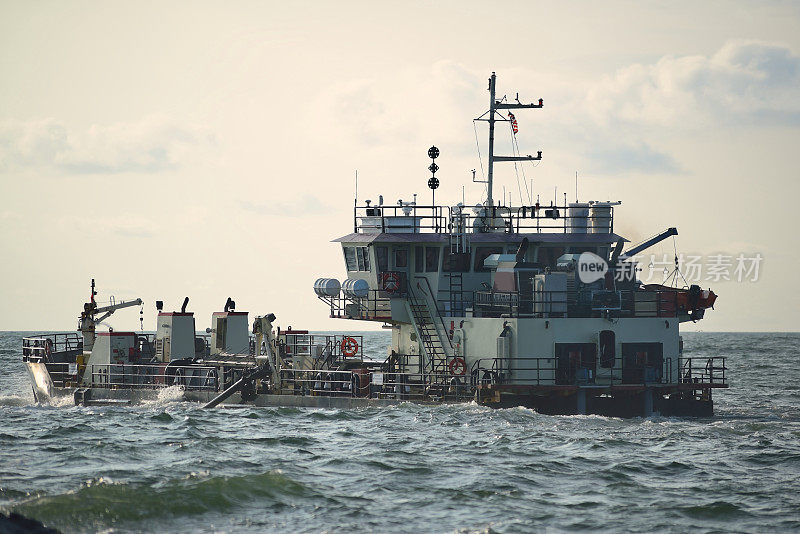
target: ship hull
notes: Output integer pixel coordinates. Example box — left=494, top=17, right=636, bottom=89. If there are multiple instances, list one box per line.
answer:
left=477, top=385, right=715, bottom=417
left=61, top=382, right=715, bottom=415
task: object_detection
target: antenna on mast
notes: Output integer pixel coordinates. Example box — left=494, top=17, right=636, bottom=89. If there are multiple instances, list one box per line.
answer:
left=475, top=72, right=543, bottom=208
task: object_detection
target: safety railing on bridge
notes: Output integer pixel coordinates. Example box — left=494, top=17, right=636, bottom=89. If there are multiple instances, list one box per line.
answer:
left=353, top=203, right=615, bottom=235
left=317, top=289, right=393, bottom=321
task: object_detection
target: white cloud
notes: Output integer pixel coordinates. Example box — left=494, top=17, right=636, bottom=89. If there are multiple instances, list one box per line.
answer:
left=0, top=115, right=213, bottom=174
left=308, top=41, right=800, bottom=177
left=583, top=40, right=800, bottom=129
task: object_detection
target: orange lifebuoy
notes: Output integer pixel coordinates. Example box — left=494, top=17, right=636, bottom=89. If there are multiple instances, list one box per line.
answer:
left=341, top=337, right=359, bottom=357
left=449, top=357, right=466, bottom=376
left=382, top=272, right=400, bottom=294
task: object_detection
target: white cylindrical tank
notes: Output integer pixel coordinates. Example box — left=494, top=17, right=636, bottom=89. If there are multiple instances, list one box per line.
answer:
left=314, top=278, right=341, bottom=297
left=568, top=203, right=591, bottom=233
left=342, top=278, right=370, bottom=299
left=590, top=203, right=614, bottom=234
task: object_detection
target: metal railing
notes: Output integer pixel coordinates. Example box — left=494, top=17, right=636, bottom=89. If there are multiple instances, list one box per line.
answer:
left=354, top=204, right=447, bottom=233
left=22, top=333, right=83, bottom=362
left=680, top=357, right=727, bottom=385
left=412, top=275, right=454, bottom=351
left=353, top=203, right=614, bottom=235
left=276, top=368, right=474, bottom=402
left=318, top=289, right=393, bottom=321
left=473, top=289, right=680, bottom=319
left=85, top=363, right=220, bottom=390
left=470, top=356, right=727, bottom=388
left=23, top=361, right=222, bottom=391
left=282, top=333, right=365, bottom=366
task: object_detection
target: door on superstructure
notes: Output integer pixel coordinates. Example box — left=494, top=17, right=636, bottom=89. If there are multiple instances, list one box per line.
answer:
left=555, top=343, right=597, bottom=385
left=596, top=330, right=616, bottom=384
left=392, top=246, right=410, bottom=294
left=621, top=343, right=663, bottom=384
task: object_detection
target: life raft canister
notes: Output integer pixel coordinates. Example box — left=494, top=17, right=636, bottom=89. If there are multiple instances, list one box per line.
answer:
left=341, top=337, right=359, bottom=357
left=449, top=357, right=467, bottom=376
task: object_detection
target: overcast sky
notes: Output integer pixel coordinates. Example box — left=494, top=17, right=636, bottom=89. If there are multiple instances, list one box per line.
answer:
left=1, top=0, right=798, bottom=332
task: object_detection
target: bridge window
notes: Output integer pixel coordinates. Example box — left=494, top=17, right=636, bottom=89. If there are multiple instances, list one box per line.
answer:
left=343, top=246, right=371, bottom=272
left=425, top=247, right=440, bottom=272
left=537, top=247, right=565, bottom=269
left=357, top=247, right=370, bottom=271
left=443, top=252, right=470, bottom=272
left=568, top=246, right=597, bottom=255
left=394, top=248, right=408, bottom=269
left=414, top=246, right=440, bottom=272
left=344, top=247, right=357, bottom=271
left=376, top=246, right=388, bottom=272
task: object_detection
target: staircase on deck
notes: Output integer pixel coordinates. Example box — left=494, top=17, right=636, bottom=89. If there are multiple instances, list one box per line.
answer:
left=406, top=280, right=452, bottom=382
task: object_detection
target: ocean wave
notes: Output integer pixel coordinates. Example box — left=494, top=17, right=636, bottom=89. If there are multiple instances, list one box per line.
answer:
left=7, top=470, right=315, bottom=529
left=0, top=395, right=31, bottom=407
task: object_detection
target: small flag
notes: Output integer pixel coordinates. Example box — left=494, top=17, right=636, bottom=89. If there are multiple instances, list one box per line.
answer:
left=508, top=112, right=518, bottom=134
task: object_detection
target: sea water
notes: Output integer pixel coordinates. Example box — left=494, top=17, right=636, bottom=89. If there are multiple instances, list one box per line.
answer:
left=0, top=331, right=798, bottom=533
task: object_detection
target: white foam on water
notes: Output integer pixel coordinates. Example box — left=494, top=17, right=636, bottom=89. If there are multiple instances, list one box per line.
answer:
left=149, top=385, right=187, bottom=405
left=0, top=394, right=31, bottom=407
left=49, top=394, right=75, bottom=408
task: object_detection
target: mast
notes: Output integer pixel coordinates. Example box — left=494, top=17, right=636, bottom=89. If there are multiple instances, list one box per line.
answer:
left=487, top=73, right=497, bottom=207
left=480, top=72, right=544, bottom=207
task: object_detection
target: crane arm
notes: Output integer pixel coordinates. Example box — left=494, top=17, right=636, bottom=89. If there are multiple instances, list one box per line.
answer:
left=619, top=228, right=678, bottom=261
left=94, top=298, right=143, bottom=315
left=93, top=298, right=143, bottom=323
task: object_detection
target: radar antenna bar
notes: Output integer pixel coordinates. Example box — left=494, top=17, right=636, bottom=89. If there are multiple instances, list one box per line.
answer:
left=481, top=72, right=543, bottom=207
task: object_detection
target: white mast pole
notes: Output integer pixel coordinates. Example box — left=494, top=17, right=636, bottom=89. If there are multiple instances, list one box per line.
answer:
left=487, top=72, right=496, bottom=207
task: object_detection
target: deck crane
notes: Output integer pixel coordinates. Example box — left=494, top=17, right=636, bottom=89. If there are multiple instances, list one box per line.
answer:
left=78, top=279, right=143, bottom=353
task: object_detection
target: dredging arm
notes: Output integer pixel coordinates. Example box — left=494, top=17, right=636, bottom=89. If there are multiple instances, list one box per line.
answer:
left=202, top=364, right=270, bottom=409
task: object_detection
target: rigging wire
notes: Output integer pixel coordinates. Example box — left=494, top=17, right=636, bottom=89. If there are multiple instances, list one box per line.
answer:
left=509, top=121, right=525, bottom=206
left=472, top=120, right=487, bottom=199
left=672, top=235, right=690, bottom=288
left=511, top=126, right=532, bottom=204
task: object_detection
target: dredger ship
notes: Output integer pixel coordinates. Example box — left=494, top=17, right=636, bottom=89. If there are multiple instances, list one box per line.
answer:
left=22, top=73, right=726, bottom=416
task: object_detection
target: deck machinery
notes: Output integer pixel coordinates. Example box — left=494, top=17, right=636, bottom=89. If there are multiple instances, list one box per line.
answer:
left=314, top=72, right=725, bottom=416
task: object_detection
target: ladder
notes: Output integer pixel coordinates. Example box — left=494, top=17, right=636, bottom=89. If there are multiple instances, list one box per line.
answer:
left=448, top=230, right=470, bottom=254
left=447, top=272, right=464, bottom=317
left=407, top=283, right=451, bottom=381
